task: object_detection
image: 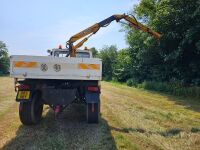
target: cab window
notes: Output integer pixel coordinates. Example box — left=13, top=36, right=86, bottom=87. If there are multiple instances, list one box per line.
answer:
left=76, top=52, right=90, bottom=58
left=54, top=51, right=90, bottom=58
left=54, top=51, right=68, bottom=57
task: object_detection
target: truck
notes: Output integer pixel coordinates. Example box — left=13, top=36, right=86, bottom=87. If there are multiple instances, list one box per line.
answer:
left=10, top=14, right=160, bottom=125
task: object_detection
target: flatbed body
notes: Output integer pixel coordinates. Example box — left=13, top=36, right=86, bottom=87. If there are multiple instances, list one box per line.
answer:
left=10, top=55, right=102, bottom=80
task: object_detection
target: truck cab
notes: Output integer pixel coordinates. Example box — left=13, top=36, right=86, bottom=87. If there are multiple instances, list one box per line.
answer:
left=48, top=48, right=92, bottom=58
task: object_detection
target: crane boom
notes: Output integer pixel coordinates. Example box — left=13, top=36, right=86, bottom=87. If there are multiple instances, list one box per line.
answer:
left=66, top=14, right=161, bottom=57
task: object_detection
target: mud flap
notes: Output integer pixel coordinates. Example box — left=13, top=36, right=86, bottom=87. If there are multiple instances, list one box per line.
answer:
left=85, top=91, right=100, bottom=103
left=85, top=91, right=100, bottom=123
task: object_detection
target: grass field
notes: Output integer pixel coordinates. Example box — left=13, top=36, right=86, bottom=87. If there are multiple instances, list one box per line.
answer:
left=0, top=77, right=200, bottom=150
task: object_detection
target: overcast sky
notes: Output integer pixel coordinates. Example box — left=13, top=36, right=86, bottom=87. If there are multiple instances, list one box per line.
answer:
left=1, top=0, right=139, bottom=55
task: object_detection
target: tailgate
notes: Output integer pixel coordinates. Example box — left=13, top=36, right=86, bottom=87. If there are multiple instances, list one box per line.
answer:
left=10, top=55, right=102, bottom=80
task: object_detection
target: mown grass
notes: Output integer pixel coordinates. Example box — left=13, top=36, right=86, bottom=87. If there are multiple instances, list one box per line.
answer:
left=0, top=77, right=200, bottom=150
left=0, top=77, right=16, bottom=118
left=102, top=81, right=200, bottom=149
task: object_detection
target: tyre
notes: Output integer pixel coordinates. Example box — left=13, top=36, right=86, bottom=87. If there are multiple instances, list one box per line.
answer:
left=19, top=92, right=43, bottom=125
left=86, top=102, right=99, bottom=123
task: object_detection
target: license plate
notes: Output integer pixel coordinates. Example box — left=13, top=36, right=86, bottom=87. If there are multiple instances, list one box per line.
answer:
left=17, top=91, right=30, bottom=99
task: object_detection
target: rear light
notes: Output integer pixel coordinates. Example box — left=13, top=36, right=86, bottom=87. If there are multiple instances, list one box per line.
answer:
left=87, top=86, right=99, bottom=92
left=17, top=84, right=30, bottom=90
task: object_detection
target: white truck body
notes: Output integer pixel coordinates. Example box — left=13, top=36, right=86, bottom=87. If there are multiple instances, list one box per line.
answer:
left=10, top=53, right=102, bottom=80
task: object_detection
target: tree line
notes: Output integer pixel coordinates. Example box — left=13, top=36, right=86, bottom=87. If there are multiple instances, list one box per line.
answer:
left=0, top=41, right=9, bottom=75
left=94, top=0, right=200, bottom=88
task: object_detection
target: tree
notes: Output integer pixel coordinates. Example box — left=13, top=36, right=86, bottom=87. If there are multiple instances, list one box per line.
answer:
left=98, top=45, right=118, bottom=80
left=125, top=0, right=200, bottom=85
left=90, top=47, right=98, bottom=58
left=0, top=41, right=9, bottom=75
left=113, top=49, right=131, bottom=82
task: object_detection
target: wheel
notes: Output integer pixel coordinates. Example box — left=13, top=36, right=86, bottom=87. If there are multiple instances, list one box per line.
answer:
left=86, top=102, right=99, bottom=123
left=19, top=92, right=43, bottom=125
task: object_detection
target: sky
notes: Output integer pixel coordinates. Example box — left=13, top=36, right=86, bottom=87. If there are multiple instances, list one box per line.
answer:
left=0, top=0, right=139, bottom=55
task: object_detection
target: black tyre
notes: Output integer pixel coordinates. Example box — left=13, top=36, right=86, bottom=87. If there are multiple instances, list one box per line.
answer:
left=19, top=92, right=43, bottom=125
left=86, top=102, right=99, bottom=123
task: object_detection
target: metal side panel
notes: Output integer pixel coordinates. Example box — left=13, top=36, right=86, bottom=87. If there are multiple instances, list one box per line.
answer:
left=10, top=55, right=102, bottom=80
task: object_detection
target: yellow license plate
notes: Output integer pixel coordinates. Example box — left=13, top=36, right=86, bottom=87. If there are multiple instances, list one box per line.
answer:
left=17, top=91, right=30, bottom=99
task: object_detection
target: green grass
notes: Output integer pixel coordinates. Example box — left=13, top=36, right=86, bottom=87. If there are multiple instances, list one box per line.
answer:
left=137, top=81, right=200, bottom=99
left=0, top=77, right=200, bottom=150
left=111, top=79, right=200, bottom=100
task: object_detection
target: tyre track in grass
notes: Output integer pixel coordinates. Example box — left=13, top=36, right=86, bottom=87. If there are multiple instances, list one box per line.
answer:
left=0, top=76, right=116, bottom=150
left=1, top=104, right=117, bottom=150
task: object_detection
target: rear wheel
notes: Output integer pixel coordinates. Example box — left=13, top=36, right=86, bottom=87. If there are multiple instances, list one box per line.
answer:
left=19, top=92, right=43, bottom=125
left=86, top=102, right=99, bottom=123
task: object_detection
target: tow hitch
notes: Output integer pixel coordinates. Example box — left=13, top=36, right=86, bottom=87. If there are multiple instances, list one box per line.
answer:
left=52, top=105, right=62, bottom=119
left=52, top=105, right=67, bottom=119
left=55, top=105, right=61, bottom=114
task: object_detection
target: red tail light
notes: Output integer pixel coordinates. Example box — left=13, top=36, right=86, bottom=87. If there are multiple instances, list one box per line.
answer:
left=17, top=84, right=30, bottom=90
left=87, top=86, right=99, bottom=92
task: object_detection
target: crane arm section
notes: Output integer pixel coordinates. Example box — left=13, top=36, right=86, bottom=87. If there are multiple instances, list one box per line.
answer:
left=66, top=14, right=161, bottom=57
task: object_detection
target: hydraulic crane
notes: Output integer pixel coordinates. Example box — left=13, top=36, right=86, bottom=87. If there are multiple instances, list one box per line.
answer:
left=66, top=14, right=161, bottom=57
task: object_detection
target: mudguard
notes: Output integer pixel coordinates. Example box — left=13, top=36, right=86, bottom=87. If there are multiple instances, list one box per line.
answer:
left=85, top=91, right=100, bottom=103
